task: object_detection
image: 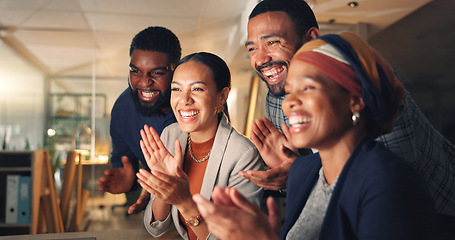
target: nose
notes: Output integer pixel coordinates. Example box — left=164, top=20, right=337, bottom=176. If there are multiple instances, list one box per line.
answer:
left=253, top=47, right=272, bottom=68
left=138, top=73, right=154, bottom=87
left=178, top=90, right=194, bottom=105
left=283, top=93, right=300, bottom=114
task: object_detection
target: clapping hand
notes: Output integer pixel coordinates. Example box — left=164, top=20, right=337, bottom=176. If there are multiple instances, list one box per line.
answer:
left=193, top=186, right=280, bottom=240
left=139, top=124, right=183, bottom=176
left=97, top=156, right=136, bottom=194
left=241, top=118, right=299, bottom=190
left=136, top=125, right=191, bottom=207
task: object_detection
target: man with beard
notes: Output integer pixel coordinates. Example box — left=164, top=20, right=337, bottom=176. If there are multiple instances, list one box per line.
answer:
left=97, top=26, right=181, bottom=212
left=240, top=0, right=455, bottom=216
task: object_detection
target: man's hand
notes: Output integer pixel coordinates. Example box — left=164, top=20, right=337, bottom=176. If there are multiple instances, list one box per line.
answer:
left=128, top=191, right=150, bottom=214
left=251, top=118, right=298, bottom=168
left=193, top=186, right=280, bottom=240
left=97, top=156, right=135, bottom=194
left=239, top=159, right=293, bottom=190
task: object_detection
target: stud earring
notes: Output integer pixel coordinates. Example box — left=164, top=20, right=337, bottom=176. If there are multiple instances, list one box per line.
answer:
left=352, top=112, right=360, bottom=126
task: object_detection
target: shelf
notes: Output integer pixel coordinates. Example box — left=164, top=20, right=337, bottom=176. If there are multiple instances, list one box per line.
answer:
left=0, top=167, right=32, bottom=172
left=47, top=93, right=109, bottom=160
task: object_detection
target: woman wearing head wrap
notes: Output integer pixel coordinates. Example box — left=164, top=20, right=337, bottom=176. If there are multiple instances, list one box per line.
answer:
left=280, top=32, right=435, bottom=239
left=193, top=32, right=435, bottom=240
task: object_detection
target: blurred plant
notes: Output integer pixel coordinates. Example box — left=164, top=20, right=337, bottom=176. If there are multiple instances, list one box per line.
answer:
left=47, top=129, right=61, bottom=175
left=2, top=134, right=6, bottom=150
left=25, top=137, right=30, bottom=150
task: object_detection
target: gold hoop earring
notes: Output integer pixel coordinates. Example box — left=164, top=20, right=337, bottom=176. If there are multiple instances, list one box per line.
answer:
left=215, top=105, right=224, bottom=114
left=352, top=112, right=360, bottom=126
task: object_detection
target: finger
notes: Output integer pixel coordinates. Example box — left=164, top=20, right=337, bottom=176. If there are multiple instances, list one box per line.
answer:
left=281, top=123, right=291, bottom=140
left=229, top=188, right=258, bottom=215
left=128, top=204, right=138, bottom=215
left=242, top=170, right=284, bottom=190
left=248, top=168, right=281, bottom=179
left=138, top=192, right=151, bottom=203
left=266, top=196, right=281, bottom=235
left=256, top=117, right=272, bottom=136
left=138, top=179, right=160, bottom=197
left=150, top=170, right=176, bottom=185
left=174, top=165, right=185, bottom=179
left=174, top=139, right=183, bottom=167
left=140, top=140, right=151, bottom=163
left=267, top=196, right=279, bottom=219
left=239, top=171, right=268, bottom=188
left=251, top=134, right=265, bottom=154
left=103, top=169, right=114, bottom=176
left=143, top=125, right=159, bottom=150
left=193, top=194, right=216, bottom=217
left=136, top=169, right=153, bottom=184
left=140, top=131, right=155, bottom=162
left=148, top=126, right=166, bottom=152
left=280, top=144, right=299, bottom=160
left=121, top=156, right=133, bottom=170
left=137, top=169, right=167, bottom=194
left=281, top=123, right=298, bottom=153
left=211, top=186, right=234, bottom=207
left=141, top=127, right=157, bottom=156
left=262, top=117, right=278, bottom=133
left=251, top=119, right=266, bottom=143
left=137, top=170, right=168, bottom=196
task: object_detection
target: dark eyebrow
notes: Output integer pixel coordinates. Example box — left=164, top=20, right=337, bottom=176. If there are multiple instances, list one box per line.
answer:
left=151, top=66, right=171, bottom=71
left=171, top=81, right=208, bottom=86
left=129, top=64, right=170, bottom=71
left=245, top=34, right=283, bottom=48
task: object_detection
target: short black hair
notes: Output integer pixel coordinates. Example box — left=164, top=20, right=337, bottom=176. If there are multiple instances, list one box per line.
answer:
left=129, top=26, right=182, bottom=67
left=249, top=0, right=319, bottom=40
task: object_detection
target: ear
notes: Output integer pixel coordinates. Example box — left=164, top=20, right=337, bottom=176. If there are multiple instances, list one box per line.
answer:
left=350, top=95, right=365, bottom=113
left=219, top=87, right=230, bottom=105
left=304, top=27, right=320, bottom=42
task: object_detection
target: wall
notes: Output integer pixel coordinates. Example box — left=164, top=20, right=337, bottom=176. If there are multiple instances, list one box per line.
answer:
left=0, top=40, right=45, bottom=150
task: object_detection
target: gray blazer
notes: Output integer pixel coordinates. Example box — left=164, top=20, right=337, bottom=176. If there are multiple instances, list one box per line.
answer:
left=143, top=114, right=264, bottom=240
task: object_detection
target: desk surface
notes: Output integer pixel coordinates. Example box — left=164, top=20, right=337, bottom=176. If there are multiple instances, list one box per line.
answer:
left=0, top=228, right=180, bottom=240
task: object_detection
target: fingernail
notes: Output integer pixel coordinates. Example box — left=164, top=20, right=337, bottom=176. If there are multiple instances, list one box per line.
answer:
left=193, top=194, right=202, bottom=202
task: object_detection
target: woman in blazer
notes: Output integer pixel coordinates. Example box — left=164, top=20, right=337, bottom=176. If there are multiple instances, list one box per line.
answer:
left=136, top=52, right=264, bottom=240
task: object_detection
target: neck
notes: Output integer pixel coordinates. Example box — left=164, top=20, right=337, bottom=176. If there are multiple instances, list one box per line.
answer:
left=189, top=117, right=220, bottom=143
left=160, top=105, right=171, bottom=115
left=318, top=128, right=367, bottom=185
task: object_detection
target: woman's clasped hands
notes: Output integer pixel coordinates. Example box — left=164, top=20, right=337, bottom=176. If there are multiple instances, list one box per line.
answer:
left=136, top=124, right=191, bottom=206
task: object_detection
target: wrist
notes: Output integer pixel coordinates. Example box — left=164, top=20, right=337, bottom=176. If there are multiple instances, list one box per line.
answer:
left=175, top=197, right=196, bottom=215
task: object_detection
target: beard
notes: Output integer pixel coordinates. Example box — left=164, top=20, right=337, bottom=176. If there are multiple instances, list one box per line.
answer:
left=259, top=74, right=286, bottom=96
left=256, top=61, right=287, bottom=97
left=130, top=88, right=170, bottom=117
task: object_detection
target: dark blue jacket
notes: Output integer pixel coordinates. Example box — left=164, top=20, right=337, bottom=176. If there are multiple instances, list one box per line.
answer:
left=281, top=139, right=435, bottom=240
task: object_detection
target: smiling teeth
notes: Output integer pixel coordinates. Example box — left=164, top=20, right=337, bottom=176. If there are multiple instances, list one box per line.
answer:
left=180, top=110, right=199, bottom=118
left=289, top=116, right=311, bottom=126
left=263, top=66, right=284, bottom=78
left=142, top=91, right=155, bottom=97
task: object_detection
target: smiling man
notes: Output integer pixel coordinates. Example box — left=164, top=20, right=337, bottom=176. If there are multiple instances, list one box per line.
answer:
left=246, top=1, right=319, bottom=134
left=241, top=0, right=455, bottom=217
left=97, top=26, right=181, bottom=211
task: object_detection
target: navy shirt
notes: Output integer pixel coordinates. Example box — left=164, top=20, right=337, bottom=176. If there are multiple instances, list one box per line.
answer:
left=110, top=88, right=176, bottom=172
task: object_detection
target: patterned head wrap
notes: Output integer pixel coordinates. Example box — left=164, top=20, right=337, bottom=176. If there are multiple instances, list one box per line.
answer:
left=291, top=32, right=404, bottom=133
